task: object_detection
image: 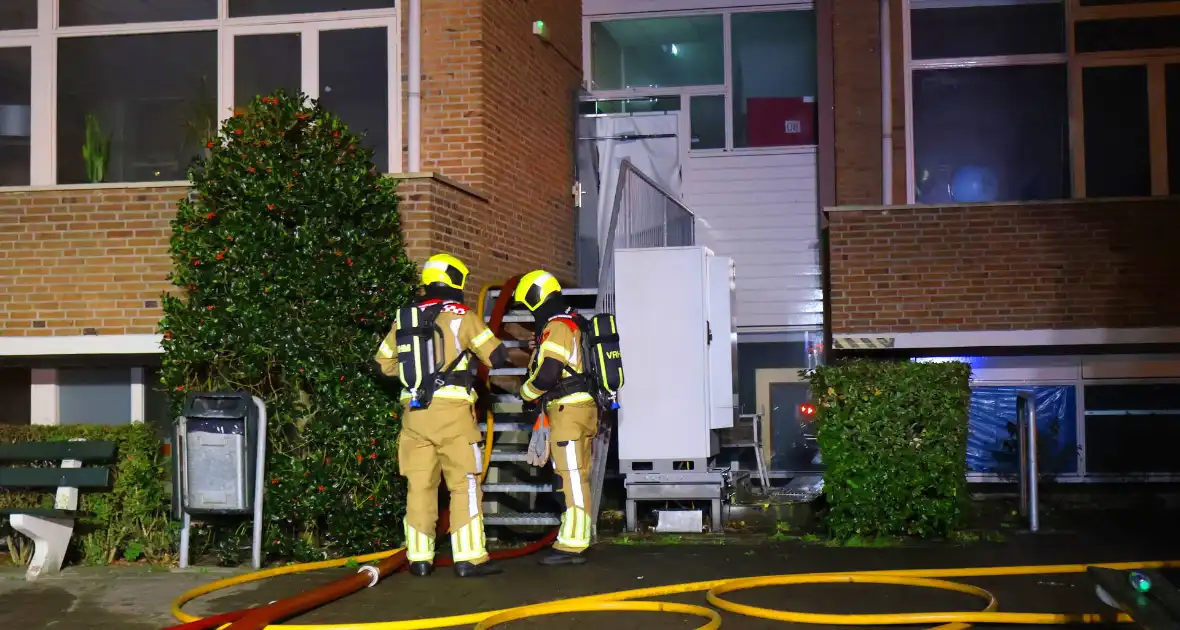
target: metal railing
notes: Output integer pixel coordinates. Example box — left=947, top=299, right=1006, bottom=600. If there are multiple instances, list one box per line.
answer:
left=595, top=158, right=697, bottom=314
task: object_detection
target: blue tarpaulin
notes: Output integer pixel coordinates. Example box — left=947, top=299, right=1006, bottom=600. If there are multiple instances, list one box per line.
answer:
left=967, top=386, right=1078, bottom=475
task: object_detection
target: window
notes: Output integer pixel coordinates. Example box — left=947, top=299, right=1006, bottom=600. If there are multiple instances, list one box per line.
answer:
left=1083, top=383, right=1180, bottom=474
left=731, top=11, right=817, bottom=148
left=1168, top=64, right=1180, bottom=195
left=587, top=9, right=817, bottom=151
left=0, top=1, right=400, bottom=186
left=0, top=46, right=31, bottom=186
left=590, top=16, right=724, bottom=91
left=906, top=1, right=1069, bottom=204
left=1081, top=65, right=1151, bottom=198
left=230, top=0, right=396, bottom=18
left=58, top=367, right=132, bottom=425
left=0, top=367, right=31, bottom=425
left=0, top=2, right=36, bottom=30
left=57, top=32, right=218, bottom=184
left=913, top=65, right=1069, bottom=203
left=1075, top=15, right=1180, bottom=53
left=58, top=0, right=217, bottom=26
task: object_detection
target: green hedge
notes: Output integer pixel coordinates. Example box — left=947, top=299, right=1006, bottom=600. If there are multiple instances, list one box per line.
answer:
left=808, top=360, right=971, bottom=540
left=0, top=424, right=173, bottom=567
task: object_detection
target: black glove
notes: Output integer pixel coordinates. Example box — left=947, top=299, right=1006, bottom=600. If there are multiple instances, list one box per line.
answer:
left=522, top=399, right=539, bottom=416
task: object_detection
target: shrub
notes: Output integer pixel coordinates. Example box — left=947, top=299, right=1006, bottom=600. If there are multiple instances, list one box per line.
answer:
left=808, top=359, right=971, bottom=540
left=159, top=90, right=418, bottom=563
left=0, top=424, right=172, bottom=566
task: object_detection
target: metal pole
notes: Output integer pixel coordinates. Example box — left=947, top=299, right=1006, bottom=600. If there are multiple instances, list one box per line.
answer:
left=1017, top=394, right=1029, bottom=519
left=179, top=511, right=191, bottom=569
left=251, top=396, right=268, bottom=570
left=1027, top=396, right=1040, bottom=532
left=178, top=415, right=190, bottom=569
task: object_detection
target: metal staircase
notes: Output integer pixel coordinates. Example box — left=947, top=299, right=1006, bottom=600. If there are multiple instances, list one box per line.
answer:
left=475, top=277, right=611, bottom=535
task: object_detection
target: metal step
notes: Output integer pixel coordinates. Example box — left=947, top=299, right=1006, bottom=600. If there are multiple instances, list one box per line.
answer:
left=487, top=310, right=600, bottom=325
left=490, top=450, right=530, bottom=463
left=489, top=367, right=527, bottom=376
left=484, top=513, right=562, bottom=527
left=480, top=422, right=531, bottom=433
left=482, top=482, right=554, bottom=493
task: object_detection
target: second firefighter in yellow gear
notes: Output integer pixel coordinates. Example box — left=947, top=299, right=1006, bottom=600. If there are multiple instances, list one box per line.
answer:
left=515, top=269, right=598, bottom=566
left=375, top=253, right=511, bottom=578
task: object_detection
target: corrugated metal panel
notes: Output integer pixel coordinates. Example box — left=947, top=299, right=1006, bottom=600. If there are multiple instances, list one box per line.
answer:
left=681, top=150, right=820, bottom=331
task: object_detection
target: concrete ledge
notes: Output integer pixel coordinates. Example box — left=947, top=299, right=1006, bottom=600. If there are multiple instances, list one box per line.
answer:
left=833, top=327, right=1180, bottom=351
left=388, top=172, right=490, bottom=202
left=826, top=194, right=1180, bottom=213
left=0, top=334, right=163, bottom=357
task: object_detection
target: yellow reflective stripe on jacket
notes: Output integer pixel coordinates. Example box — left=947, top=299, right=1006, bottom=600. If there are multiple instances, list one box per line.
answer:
left=376, top=340, right=395, bottom=359
left=520, top=381, right=542, bottom=402
left=471, top=328, right=495, bottom=348
left=399, top=385, right=475, bottom=404
left=540, top=341, right=571, bottom=361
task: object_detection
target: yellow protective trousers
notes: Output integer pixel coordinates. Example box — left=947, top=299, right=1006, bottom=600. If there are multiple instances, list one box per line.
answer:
left=547, top=401, right=598, bottom=554
left=397, top=400, right=490, bottom=565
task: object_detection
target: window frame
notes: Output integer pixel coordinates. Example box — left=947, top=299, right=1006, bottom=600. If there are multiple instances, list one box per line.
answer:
left=0, top=0, right=401, bottom=188
left=582, top=2, right=817, bottom=155
left=902, top=0, right=1180, bottom=203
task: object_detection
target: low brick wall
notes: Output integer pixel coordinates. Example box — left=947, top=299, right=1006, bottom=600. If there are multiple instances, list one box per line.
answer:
left=827, top=198, right=1180, bottom=333
left=0, top=174, right=565, bottom=339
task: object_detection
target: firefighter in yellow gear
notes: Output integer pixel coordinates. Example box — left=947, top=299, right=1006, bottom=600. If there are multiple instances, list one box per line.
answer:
left=514, top=270, right=598, bottom=565
left=375, top=253, right=511, bottom=578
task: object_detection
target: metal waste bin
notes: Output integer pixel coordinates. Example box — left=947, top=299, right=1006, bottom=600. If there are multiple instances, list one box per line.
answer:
left=175, top=392, right=259, bottom=515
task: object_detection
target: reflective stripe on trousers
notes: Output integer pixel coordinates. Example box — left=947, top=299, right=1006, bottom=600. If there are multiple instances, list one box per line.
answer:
left=404, top=520, right=436, bottom=562
left=555, top=440, right=591, bottom=551
left=451, top=514, right=488, bottom=563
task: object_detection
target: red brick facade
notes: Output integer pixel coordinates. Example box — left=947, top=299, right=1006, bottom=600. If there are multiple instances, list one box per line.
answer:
left=827, top=199, right=1180, bottom=334
left=1, top=1, right=581, bottom=342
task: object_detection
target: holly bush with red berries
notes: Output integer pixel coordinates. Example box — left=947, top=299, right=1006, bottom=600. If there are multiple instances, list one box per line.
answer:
left=159, top=90, right=417, bottom=563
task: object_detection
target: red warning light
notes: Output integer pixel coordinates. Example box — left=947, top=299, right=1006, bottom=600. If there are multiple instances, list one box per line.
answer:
left=799, top=402, right=817, bottom=417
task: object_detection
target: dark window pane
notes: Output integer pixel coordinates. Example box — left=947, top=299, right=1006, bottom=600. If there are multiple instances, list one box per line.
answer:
left=59, top=0, right=216, bottom=26
left=230, top=0, right=395, bottom=17
left=911, top=3, right=1065, bottom=59
left=1082, top=65, right=1151, bottom=198
left=320, top=27, right=389, bottom=172
left=0, top=368, right=31, bottom=425
left=591, top=16, right=724, bottom=90
left=234, top=34, right=302, bottom=111
left=1084, top=383, right=1180, bottom=411
left=1167, top=64, right=1180, bottom=195
left=1086, top=414, right=1180, bottom=474
left=57, top=32, right=218, bottom=185
left=690, top=95, right=725, bottom=150
left=58, top=368, right=132, bottom=425
left=732, top=10, right=817, bottom=148
left=0, top=1, right=36, bottom=30
left=913, top=64, right=1069, bottom=204
left=1081, top=0, right=1177, bottom=5
left=1076, top=16, right=1180, bottom=53
left=0, top=47, right=31, bottom=187
left=578, top=97, right=680, bottom=115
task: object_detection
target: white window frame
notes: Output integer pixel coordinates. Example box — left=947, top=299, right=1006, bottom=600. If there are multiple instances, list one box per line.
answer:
left=901, top=0, right=1069, bottom=204
left=0, top=0, right=401, bottom=188
left=582, top=2, right=817, bottom=155
left=30, top=366, right=146, bottom=426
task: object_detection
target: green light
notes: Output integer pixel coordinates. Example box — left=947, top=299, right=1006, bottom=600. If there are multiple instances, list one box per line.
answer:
left=1129, top=572, right=1152, bottom=593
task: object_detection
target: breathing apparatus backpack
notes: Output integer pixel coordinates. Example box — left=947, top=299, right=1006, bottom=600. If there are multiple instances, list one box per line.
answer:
left=393, top=301, right=472, bottom=410
left=543, top=312, right=625, bottom=411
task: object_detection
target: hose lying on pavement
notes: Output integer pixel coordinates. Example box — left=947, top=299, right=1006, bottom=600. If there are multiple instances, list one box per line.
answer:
left=169, top=558, right=1180, bottom=630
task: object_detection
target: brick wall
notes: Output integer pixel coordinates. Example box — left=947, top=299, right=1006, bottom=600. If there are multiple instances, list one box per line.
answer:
left=832, top=0, right=883, bottom=206
left=415, top=0, right=581, bottom=285
left=1, top=175, right=551, bottom=338
left=0, top=185, right=182, bottom=337
left=827, top=198, right=1180, bottom=333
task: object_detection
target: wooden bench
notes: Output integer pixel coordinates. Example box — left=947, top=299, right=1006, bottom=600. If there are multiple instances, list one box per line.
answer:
left=0, top=439, right=116, bottom=580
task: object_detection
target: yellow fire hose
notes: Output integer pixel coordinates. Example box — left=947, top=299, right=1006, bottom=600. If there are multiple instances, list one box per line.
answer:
left=171, top=558, right=1180, bottom=630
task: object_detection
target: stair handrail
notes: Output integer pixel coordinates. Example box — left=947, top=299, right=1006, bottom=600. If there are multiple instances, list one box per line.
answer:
left=595, top=158, right=697, bottom=315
